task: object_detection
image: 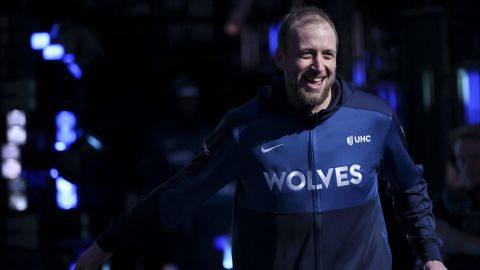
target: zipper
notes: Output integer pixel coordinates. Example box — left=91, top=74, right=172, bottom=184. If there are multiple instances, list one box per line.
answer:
left=309, top=122, right=321, bottom=270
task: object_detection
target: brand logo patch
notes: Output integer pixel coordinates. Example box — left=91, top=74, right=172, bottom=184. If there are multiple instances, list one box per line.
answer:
left=261, top=144, right=284, bottom=153
left=347, top=135, right=371, bottom=146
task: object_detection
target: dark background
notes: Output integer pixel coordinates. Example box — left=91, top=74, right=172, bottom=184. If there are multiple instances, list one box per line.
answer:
left=0, top=0, right=479, bottom=269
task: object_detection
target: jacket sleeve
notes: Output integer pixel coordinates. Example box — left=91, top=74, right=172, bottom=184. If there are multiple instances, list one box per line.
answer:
left=382, top=114, right=443, bottom=262
left=96, top=112, right=242, bottom=252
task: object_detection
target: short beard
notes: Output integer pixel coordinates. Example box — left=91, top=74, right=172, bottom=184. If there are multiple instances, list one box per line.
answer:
left=288, top=79, right=333, bottom=111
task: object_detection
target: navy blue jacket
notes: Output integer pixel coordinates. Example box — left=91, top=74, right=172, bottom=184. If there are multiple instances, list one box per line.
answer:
left=97, top=75, right=442, bottom=270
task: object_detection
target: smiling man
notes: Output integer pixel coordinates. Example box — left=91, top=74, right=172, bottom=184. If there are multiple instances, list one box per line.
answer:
left=75, top=7, right=446, bottom=270
left=275, top=11, right=337, bottom=113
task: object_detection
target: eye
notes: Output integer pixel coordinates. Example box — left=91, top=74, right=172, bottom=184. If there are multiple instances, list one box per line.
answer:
left=323, top=51, right=335, bottom=60
left=300, top=52, right=313, bottom=59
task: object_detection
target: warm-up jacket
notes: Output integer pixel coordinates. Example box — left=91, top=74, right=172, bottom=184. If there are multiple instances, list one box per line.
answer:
left=97, top=75, right=442, bottom=270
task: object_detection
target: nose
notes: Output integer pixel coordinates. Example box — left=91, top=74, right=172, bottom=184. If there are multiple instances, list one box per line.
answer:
left=311, top=55, right=325, bottom=73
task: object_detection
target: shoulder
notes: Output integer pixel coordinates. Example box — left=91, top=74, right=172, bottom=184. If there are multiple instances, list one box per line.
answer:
left=343, top=89, right=394, bottom=118
left=223, top=88, right=274, bottom=129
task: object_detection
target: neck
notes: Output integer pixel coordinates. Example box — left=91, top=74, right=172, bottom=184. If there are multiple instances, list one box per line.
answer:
left=311, top=88, right=333, bottom=113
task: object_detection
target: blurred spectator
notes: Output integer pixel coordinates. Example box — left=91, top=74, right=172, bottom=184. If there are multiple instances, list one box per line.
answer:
left=125, top=76, right=234, bottom=270
left=141, top=76, right=213, bottom=191
left=434, top=125, right=480, bottom=269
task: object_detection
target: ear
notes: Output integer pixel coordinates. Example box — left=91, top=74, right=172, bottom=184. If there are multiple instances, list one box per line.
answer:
left=274, top=49, right=285, bottom=71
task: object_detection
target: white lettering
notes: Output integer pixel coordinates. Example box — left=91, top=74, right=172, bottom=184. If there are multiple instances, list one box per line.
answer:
left=352, top=135, right=372, bottom=144
left=287, top=171, right=306, bottom=191
left=335, top=166, right=349, bottom=187
left=263, top=165, right=364, bottom=192
left=263, top=172, right=286, bottom=191
left=316, top=168, right=333, bottom=188
left=349, top=164, right=363, bottom=184
left=307, top=171, right=322, bottom=190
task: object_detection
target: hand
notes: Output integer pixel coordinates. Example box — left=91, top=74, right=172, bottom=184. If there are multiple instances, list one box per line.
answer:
left=424, top=260, right=448, bottom=270
left=74, top=242, right=112, bottom=270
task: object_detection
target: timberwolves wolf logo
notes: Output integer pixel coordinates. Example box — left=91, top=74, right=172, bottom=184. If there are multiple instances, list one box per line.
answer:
left=347, top=135, right=371, bottom=146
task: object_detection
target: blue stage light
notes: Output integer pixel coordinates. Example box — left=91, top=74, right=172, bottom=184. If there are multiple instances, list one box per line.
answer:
left=7, top=126, right=27, bottom=145
left=42, top=44, right=65, bottom=60
left=31, top=32, right=51, bottom=50
left=7, top=110, right=26, bottom=127
left=269, top=23, right=280, bottom=57
left=214, top=235, right=233, bottom=269
left=50, top=168, right=59, bottom=179
left=2, top=144, right=20, bottom=160
left=55, top=142, right=67, bottom=151
left=353, top=60, right=366, bottom=87
left=63, top=53, right=75, bottom=64
left=50, top=23, right=61, bottom=40
left=56, top=111, right=77, bottom=128
left=56, top=177, right=78, bottom=210
left=2, top=158, right=22, bottom=180
left=458, top=69, right=480, bottom=124
left=67, top=62, right=83, bottom=79
left=8, top=192, right=28, bottom=211
left=55, top=111, right=77, bottom=151
left=56, top=130, right=77, bottom=145
left=378, top=82, right=398, bottom=112
left=87, top=135, right=103, bottom=151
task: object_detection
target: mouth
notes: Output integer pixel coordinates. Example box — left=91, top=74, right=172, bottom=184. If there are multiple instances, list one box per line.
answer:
left=302, top=75, right=326, bottom=91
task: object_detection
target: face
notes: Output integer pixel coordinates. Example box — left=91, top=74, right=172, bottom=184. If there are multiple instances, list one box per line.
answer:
left=454, top=138, right=480, bottom=190
left=275, top=22, right=337, bottom=113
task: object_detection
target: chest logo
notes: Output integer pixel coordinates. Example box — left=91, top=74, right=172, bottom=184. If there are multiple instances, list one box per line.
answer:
left=261, top=144, right=284, bottom=153
left=347, top=135, right=371, bottom=146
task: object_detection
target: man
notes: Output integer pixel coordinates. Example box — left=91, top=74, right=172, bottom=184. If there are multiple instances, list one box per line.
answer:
left=75, top=7, right=446, bottom=270
left=435, top=125, right=480, bottom=269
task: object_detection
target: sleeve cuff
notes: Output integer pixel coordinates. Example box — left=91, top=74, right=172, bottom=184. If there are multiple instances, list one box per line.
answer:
left=416, top=241, right=443, bottom=263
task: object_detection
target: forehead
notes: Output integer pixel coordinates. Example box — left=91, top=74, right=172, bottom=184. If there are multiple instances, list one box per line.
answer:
left=286, top=22, right=336, bottom=48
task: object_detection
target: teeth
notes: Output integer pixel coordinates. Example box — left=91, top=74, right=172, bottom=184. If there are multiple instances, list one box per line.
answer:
left=308, top=78, right=322, bottom=83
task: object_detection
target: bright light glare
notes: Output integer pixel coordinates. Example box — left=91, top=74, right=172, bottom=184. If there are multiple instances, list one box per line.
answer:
left=9, top=193, right=28, bottom=211
left=87, top=135, right=103, bottom=150
left=2, top=159, right=22, bottom=180
left=55, top=142, right=67, bottom=151
left=268, top=23, right=280, bottom=57
left=2, top=144, right=20, bottom=160
left=31, top=32, right=50, bottom=50
left=56, top=177, right=78, bottom=210
left=50, top=168, right=59, bottom=179
left=457, top=68, right=480, bottom=124
left=7, top=110, right=26, bottom=126
left=102, top=262, right=111, bottom=270
left=43, top=44, right=65, bottom=60
left=213, top=235, right=233, bottom=269
left=67, top=62, right=83, bottom=79
left=56, top=130, right=77, bottom=145
left=56, top=111, right=77, bottom=129
left=63, top=53, right=75, bottom=63
left=7, top=126, right=27, bottom=145
left=223, top=245, right=233, bottom=269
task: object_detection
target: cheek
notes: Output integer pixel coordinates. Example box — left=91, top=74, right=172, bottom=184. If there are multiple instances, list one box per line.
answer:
left=286, top=63, right=306, bottom=78
left=327, top=62, right=337, bottom=72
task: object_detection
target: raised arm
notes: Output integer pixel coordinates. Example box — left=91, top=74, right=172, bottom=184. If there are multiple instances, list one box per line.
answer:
left=75, top=112, right=242, bottom=269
